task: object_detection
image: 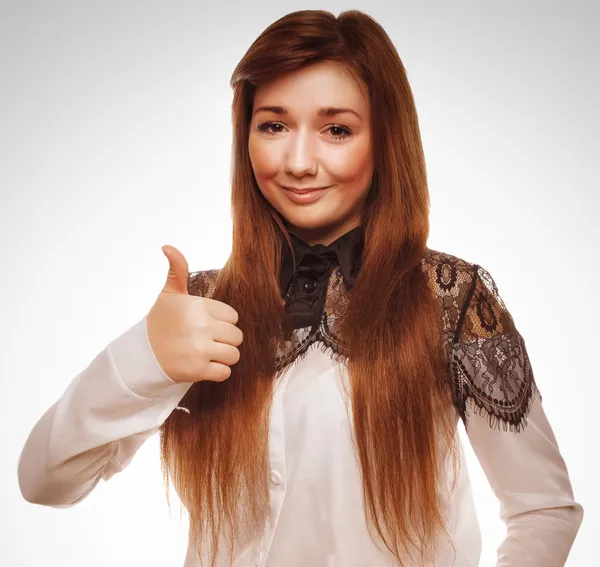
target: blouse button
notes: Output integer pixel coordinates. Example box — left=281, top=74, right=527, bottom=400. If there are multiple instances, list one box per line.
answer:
left=302, top=280, right=317, bottom=293
left=270, top=470, right=282, bottom=485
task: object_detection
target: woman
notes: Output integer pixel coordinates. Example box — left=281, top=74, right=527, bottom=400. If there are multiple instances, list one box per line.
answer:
left=18, top=9, right=583, bottom=567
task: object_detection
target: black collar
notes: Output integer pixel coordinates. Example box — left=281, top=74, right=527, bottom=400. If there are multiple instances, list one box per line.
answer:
left=279, top=225, right=364, bottom=294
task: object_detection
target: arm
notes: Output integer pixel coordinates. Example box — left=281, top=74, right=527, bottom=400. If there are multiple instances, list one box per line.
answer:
left=466, top=394, right=583, bottom=565
left=17, top=314, right=194, bottom=508
left=451, top=264, right=583, bottom=566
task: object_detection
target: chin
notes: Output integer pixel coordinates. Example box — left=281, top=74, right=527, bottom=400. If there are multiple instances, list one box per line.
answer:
left=281, top=209, right=335, bottom=228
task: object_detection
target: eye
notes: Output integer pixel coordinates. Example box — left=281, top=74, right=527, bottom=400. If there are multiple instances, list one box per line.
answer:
left=257, top=122, right=285, bottom=135
left=328, top=125, right=352, bottom=141
left=256, top=121, right=352, bottom=142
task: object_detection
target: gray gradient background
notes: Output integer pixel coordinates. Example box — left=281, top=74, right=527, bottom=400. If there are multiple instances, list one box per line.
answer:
left=2, top=1, right=598, bottom=565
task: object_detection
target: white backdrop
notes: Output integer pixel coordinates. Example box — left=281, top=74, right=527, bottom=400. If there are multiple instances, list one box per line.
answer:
left=2, top=1, right=598, bottom=566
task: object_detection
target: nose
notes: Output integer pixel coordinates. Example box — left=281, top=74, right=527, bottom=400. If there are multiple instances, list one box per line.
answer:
left=284, top=129, right=318, bottom=177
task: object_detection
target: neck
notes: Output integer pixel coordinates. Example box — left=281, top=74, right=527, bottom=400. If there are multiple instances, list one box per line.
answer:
left=285, top=218, right=362, bottom=247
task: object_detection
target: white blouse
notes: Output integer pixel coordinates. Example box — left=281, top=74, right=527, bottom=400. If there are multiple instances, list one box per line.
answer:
left=18, top=312, right=583, bottom=567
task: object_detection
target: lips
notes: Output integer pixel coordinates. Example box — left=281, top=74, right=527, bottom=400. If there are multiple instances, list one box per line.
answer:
left=281, top=186, right=329, bottom=194
left=281, top=184, right=330, bottom=204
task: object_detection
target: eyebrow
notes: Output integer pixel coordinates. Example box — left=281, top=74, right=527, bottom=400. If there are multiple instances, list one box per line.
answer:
left=252, top=105, right=362, bottom=120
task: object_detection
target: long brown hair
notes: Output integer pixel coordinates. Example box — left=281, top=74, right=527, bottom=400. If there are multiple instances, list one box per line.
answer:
left=159, top=9, right=459, bottom=567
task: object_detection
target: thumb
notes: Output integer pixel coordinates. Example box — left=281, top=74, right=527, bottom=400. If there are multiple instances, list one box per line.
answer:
left=161, top=245, right=190, bottom=295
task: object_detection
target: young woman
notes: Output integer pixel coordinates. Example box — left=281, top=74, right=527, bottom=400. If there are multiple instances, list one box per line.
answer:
left=18, top=9, right=583, bottom=567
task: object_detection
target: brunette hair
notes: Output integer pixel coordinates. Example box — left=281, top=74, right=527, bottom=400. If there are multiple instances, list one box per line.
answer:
left=159, top=9, right=459, bottom=567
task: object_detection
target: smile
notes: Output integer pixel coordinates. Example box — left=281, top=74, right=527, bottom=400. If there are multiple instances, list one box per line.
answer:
left=281, top=185, right=331, bottom=204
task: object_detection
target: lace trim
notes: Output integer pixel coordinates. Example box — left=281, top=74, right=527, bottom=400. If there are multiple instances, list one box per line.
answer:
left=450, top=330, right=540, bottom=433
left=187, top=252, right=539, bottom=433
left=448, top=262, right=540, bottom=433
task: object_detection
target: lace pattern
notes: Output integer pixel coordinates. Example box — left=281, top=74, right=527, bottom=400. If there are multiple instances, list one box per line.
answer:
left=187, top=249, right=539, bottom=432
left=446, top=261, right=540, bottom=433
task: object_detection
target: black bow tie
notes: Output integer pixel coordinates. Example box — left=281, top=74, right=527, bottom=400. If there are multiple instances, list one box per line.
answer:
left=279, top=225, right=364, bottom=296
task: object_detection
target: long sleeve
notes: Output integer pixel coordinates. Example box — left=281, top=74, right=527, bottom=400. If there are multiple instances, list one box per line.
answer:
left=17, top=314, right=194, bottom=508
left=466, top=394, right=583, bottom=565
left=450, top=264, right=583, bottom=566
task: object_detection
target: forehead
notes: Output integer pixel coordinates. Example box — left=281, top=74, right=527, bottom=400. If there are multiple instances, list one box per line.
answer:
left=253, top=60, right=369, bottom=114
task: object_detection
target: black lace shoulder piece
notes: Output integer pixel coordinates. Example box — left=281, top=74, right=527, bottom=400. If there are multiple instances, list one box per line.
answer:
left=187, top=256, right=540, bottom=434
left=445, top=259, right=540, bottom=433
left=187, top=269, right=220, bottom=298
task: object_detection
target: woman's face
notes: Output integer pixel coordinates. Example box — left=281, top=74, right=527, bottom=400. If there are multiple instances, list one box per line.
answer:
left=248, top=60, right=374, bottom=247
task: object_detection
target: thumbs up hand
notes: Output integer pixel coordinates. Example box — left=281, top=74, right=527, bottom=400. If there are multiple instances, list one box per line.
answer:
left=160, top=244, right=191, bottom=295
left=146, top=245, right=243, bottom=384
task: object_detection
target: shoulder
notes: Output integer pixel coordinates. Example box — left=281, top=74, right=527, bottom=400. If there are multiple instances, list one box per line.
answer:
left=187, top=268, right=221, bottom=298
left=421, top=246, right=482, bottom=287
left=421, top=246, right=520, bottom=350
left=422, top=249, right=540, bottom=431
left=420, top=247, right=481, bottom=337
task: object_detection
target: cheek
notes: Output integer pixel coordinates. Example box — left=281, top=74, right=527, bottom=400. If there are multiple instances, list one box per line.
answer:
left=248, top=137, right=280, bottom=180
left=327, top=139, right=373, bottom=183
